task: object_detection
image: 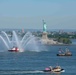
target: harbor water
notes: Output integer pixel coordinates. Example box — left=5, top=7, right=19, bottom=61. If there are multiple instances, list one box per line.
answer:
left=0, top=45, right=76, bottom=75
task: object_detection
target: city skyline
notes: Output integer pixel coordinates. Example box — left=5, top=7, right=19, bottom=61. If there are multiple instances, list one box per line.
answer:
left=0, top=0, right=76, bottom=29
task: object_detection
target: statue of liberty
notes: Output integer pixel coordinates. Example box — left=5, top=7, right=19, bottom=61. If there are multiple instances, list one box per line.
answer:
left=43, top=20, right=47, bottom=32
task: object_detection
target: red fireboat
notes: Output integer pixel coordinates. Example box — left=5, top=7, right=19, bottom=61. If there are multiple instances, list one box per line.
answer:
left=8, top=47, right=19, bottom=52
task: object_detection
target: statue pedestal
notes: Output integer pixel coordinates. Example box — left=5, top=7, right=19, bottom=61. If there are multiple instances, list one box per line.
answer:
left=41, top=32, right=57, bottom=44
left=42, top=32, right=48, bottom=39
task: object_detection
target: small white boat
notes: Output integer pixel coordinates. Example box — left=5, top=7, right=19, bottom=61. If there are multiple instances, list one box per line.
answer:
left=43, top=66, right=65, bottom=73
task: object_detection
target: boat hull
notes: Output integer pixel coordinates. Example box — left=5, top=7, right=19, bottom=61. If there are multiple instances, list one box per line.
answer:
left=8, top=50, right=19, bottom=52
left=57, top=54, right=72, bottom=56
left=43, top=69, right=64, bottom=72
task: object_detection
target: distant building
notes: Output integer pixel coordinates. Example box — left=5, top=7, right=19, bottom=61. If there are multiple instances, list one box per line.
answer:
left=22, top=28, right=25, bottom=33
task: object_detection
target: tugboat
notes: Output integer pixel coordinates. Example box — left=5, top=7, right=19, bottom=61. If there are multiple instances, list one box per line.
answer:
left=43, top=65, right=64, bottom=73
left=57, top=52, right=72, bottom=56
left=57, top=48, right=72, bottom=56
left=8, top=47, right=19, bottom=52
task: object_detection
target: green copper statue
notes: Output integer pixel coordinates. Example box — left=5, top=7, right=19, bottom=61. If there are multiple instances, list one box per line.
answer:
left=43, top=20, right=47, bottom=32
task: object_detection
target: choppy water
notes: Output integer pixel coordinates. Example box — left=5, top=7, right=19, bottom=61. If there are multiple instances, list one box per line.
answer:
left=0, top=45, right=76, bottom=75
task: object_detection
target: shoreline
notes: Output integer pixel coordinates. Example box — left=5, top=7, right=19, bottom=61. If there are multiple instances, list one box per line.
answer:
left=44, top=44, right=76, bottom=46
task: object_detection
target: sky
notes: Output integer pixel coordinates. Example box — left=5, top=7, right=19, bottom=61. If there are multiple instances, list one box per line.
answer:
left=0, top=0, right=76, bottom=29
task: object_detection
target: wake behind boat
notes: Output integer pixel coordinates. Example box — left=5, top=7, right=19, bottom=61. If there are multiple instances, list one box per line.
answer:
left=0, top=65, right=65, bottom=74
left=1, top=68, right=64, bottom=74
